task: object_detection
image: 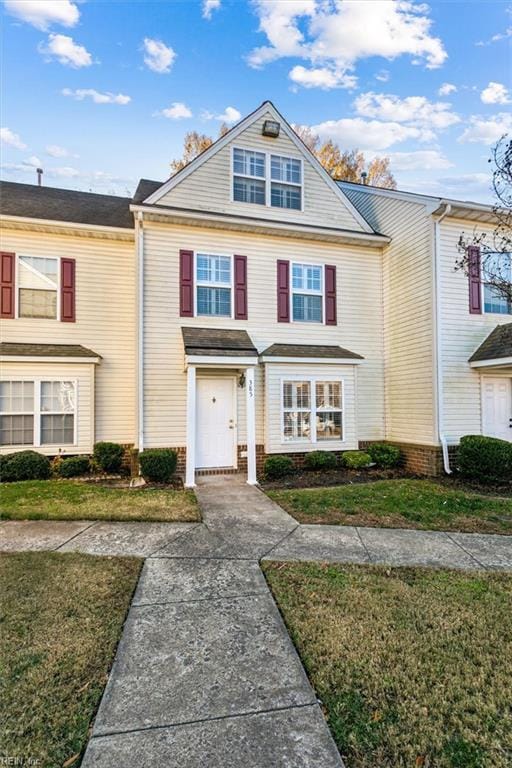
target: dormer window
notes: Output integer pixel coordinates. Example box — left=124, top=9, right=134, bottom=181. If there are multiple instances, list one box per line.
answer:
left=232, top=147, right=303, bottom=210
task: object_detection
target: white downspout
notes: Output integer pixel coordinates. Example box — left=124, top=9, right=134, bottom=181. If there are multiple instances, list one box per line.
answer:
left=434, top=202, right=452, bottom=472
left=136, top=211, right=144, bottom=454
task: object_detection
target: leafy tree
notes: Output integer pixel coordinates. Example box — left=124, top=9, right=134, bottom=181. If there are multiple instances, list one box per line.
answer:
left=456, top=135, right=512, bottom=306
left=170, top=123, right=230, bottom=174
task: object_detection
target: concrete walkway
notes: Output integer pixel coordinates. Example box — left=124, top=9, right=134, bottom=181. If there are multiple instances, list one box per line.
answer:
left=1, top=476, right=511, bottom=767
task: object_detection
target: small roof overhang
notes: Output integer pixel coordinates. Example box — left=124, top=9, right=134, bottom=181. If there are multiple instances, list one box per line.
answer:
left=260, top=343, right=364, bottom=364
left=469, top=323, right=512, bottom=369
left=0, top=342, right=102, bottom=364
left=182, top=327, right=258, bottom=367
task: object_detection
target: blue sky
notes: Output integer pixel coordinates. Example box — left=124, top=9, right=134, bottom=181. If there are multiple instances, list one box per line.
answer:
left=1, top=0, right=511, bottom=201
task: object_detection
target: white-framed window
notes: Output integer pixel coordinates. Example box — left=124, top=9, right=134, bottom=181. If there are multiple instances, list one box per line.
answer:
left=232, top=147, right=303, bottom=210
left=18, top=255, right=59, bottom=319
left=483, top=252, right=512, bottom=315
left=196, top=253, right=232, bottom=317
left=233, top=148, right=266, bottom=205
left=0, top=380, right=76, bottom=447
left=270, top=155, right=302, bottom=210
left=282, top=378, right=344, bottom=444
left=292, top=263, right=323, bottom=323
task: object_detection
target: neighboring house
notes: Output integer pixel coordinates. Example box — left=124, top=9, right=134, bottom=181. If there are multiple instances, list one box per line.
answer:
left=1, top=102, right=510, bottom=484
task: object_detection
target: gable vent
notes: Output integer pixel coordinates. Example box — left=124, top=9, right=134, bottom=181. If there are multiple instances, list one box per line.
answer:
left=262, top=119, right=280, bottom=138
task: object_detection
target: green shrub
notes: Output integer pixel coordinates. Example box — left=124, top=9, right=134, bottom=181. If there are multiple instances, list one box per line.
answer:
left=139, top=448, right=177, bottom=483
left=367, top=442, right=402, bottom=469
left=0, top=450, right=51, bottom=482
left=342, top=450, right=372, bottom=470
left=93, top=442, right=125, bottom=474
left=458, top=435, right=512, bottom=485
left=264, top=455, right=294, bottom=480
left=58, top=455, right=90, bottom=478
left=303, top=450, right=337, bottom=471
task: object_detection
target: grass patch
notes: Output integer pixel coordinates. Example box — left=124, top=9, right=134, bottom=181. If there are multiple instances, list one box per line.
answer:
left=264, top=561, right=512, bottom=768
left=1, top=479, right=200, bottom=522
left=0, top=551, right=141, bottom=766
left=267, top=478, right=512, bottom=534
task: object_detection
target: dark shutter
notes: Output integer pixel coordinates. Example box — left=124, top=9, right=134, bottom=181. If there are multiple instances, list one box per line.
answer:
left=0, top=252, right=15, bottom=319
left=234, top=254, right=248, bottom=320
left=61, top=258, right=76, bottom=322
left=468, top=246, right=482, bottom=314
left=277, top=259, right=290, bottom=322
left=179, top=249, right=194, bottom=317
left=325, top=264, right=337, bottom=325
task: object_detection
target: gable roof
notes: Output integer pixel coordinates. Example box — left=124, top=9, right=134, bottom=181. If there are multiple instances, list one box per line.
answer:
left=0, top=181, right=133, bottom=229
left=142, top=101, right=374, bottom=235
left=469, top=323, right=512, bottom=363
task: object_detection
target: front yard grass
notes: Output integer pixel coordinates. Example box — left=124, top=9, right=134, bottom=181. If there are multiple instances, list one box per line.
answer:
left=267, top=478, right=512, bottom=534
left=264, top=561, right=512, bottom=768
left=0, top=551, right=141, bottom=767
left=1, top=479, right=201, bottom=522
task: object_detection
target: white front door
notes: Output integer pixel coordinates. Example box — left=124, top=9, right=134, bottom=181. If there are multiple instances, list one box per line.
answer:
left=196, top=377, right=236, bottom=468
left=482, top=377, right=512, bottom=441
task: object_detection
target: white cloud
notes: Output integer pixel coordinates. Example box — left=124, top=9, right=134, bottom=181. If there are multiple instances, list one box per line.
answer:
left=311, top=117, right=434, bottom=152
left=4, top=0, right=79, bottom=31
left=62, top=88, right=131, bottom=105
left=39, top=33, right=92, bottom=68
left=480, top=81, right=510, bottom=105
left=438, top=82, right=457, bottom=96
left=354, top=92, right=460, bottom=130
left=248, top=0, right=447, bottom=89
left=459, top=112, right=512, bottom=144
left=289, top=65, right=357, bottom=90
left=46, top=144, right=70, bottom=158
left=203, top=106, right=241, bottom=124
left=1, top=127, right=27, bottom=150
left=143, top=38, right=176, bottom=74
left=160, top=102, right=193, bottom=119
left=375, top=69, right=390, bottom=83
left=26, top=155, right=41, bottom=167
left=202, top=0, right=221, bottom=19
left=387, top=150, right=453, bottom=171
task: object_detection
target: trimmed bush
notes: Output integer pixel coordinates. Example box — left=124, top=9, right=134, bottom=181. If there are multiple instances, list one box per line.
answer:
left=458, top=435, right=512, bottom=485
left=367, top=442, right=402, bottom=469
left=0, top=450, right=51, bottom=482
left=303, top=450, right=337, bottom=471
left=58, top=455, right=91, bottom=478
left=342, top=450, right=372, bottom=470
left=139, top=448, right=177, bottom=483
left=264, top=455, right=294, bottom=480
left=93, top=442, right=125, bottom=474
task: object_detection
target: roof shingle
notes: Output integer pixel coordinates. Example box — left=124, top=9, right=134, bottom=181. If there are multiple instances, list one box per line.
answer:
left=261, top=343, right=363, bottom=360
left=182, top=327, right=258, bottom=356
left=0, top=343, right=101, bottom=359
left=469, top=323, right=512, bottom=363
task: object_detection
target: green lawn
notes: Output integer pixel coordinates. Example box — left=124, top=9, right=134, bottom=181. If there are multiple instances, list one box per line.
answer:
left=267, top=479, right=512, bottom=534
left=0, top=551, right=141, bottom=767
left=264, top=562, right=512, bottom=768
left=1, top=479, right=200, bottom=522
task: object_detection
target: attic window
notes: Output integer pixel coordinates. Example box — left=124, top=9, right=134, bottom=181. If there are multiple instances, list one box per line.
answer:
left=232, top=147, right=302, bottom=210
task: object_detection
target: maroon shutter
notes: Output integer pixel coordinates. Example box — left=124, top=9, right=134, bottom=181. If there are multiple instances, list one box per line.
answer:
left=468, top=246, right=482, bottom=314
left=0, top=252, right=15, bottom=319
left=325, top=264, right=337, bottom=325
left=234, top=254, right=248, bottom=320
left=179, top=249, right=194, bottom=317
left=60, top=258, right=76, bottom=322
left=277, top=259, right=290, bottom=322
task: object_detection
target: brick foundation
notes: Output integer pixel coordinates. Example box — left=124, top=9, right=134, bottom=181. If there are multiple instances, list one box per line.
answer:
left=359, top=440, right=446, bottom=476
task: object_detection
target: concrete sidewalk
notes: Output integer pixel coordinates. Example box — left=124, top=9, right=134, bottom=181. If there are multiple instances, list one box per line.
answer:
left=2, top=475, right=511, bottom=767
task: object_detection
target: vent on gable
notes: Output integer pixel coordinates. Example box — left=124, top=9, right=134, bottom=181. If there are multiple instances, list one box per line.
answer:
left=262, top=119, right=280, bottom=138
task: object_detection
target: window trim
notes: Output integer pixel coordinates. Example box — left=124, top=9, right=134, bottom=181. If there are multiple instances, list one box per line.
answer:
left=481, top=251, right=512, bottom=316
left=194, top=251, right=235, bottom=319
left=280, top=376, right=345, bottom=446
left=291, top=261, right=324, bottom=324
left=16, top=253, right=61, bottom=321
left=0, top=377, right=78, bottom=448
left=231, top=146, right=304, bottom=212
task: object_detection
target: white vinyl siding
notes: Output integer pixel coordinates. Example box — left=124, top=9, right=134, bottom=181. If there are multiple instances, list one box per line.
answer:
left=158, top=110, right=366, bottom=232
left=0, top=227, right=136, bottom=445
left=142, top=221, right=383, bottom=451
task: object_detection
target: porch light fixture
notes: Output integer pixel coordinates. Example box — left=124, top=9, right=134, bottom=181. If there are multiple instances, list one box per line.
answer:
left=238, top=372, right=246, bottom=388
left=262, top=119, right=280, bottom=138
